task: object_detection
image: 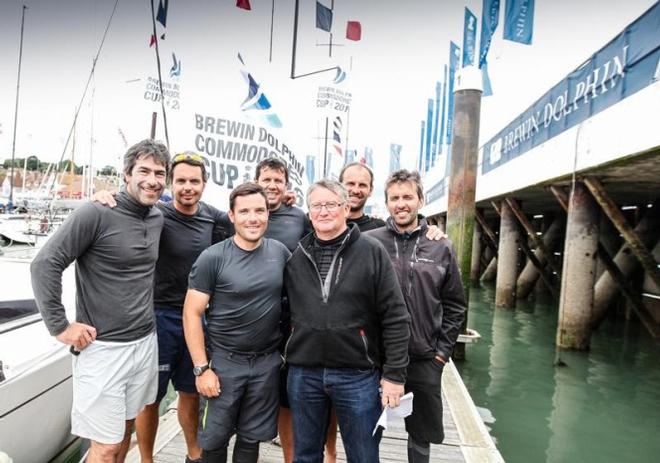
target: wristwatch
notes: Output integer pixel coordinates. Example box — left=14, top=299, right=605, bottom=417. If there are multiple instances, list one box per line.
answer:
left=193, top=364, right=209, bottom=376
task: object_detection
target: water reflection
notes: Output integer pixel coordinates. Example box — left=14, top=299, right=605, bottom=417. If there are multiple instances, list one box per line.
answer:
left=457, top=286, right=660, bottom=463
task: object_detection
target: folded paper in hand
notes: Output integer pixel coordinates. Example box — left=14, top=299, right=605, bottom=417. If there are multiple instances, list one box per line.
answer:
left=372, top=392, right=414, bottom=436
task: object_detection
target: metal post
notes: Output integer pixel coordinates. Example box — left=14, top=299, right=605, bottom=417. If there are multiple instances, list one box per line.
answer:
left=150, top=112, right=157, bottom=139
left=445, top=66, right=482, bottom=359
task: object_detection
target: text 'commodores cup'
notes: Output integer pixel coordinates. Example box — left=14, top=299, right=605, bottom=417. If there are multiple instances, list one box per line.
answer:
left=193, top=114, right=303, bottom=175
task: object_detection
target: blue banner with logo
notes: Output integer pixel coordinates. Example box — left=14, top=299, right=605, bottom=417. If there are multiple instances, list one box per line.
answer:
left=425, top=98, right=434, bottom=172
left=431, top=81, right=442, bottom=167
left=390, top=144, right=402, bottom=172
left=503, top=0, right=534, bottom=44
left=438, top=65, right=447, bottom=155
left=306, top=155, right=316, bottom=183
left=418, top=121, right=426, bottom=172
left=463, top=8, right=478, bottom=66
left=445, top=42, right=461, bottom=146
left=482, top=2, right=660, bottom=174
left=479, top=0, right=499, bottom=96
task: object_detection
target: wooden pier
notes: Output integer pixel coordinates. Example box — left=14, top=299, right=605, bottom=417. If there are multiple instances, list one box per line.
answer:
left=126, top=361, right=503, bottom=463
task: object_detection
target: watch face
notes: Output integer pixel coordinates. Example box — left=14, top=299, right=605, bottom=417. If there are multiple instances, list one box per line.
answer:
left=194, top=365, right=207, bottom=376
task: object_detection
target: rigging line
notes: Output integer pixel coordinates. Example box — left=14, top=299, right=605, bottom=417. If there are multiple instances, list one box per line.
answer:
left=48, top=0, right=120, bottom=197
left=149, top=0, right=170, bottom=148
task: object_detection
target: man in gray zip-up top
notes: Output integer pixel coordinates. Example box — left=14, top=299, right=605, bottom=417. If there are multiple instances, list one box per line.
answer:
left=284, top=180, right=410, bottom=463
left=30, top=139, right=170, bottom=463
left=367, top=170, right=467, bottom=463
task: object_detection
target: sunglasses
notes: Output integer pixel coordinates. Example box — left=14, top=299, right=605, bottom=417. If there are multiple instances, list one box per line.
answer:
left=172, top=152, right=204, bottom=164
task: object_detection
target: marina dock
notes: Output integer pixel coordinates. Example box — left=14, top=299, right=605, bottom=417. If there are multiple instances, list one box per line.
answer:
left=126, top=361, right=503, bottom=463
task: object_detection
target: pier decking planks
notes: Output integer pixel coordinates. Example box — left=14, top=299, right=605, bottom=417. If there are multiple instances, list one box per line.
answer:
left=127, top=361, right=503, bottom=463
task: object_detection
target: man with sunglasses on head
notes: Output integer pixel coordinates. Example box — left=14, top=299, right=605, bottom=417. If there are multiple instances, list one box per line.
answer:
left=92, top=151, right=232, bottom=463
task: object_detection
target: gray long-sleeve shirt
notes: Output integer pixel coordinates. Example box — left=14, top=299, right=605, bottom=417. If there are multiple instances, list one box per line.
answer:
left=30, top=191, right=163, bottom=342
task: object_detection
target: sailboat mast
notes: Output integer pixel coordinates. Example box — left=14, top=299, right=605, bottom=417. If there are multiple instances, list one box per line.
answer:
left=9, top=5, right=27, bottom=208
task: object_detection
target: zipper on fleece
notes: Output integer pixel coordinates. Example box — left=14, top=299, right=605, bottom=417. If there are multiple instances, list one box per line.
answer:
left=282, top=326, right=295, bottom=365
left=359, top=329, right=375, bottom=367
left=297, top=232, right=351, bottom=303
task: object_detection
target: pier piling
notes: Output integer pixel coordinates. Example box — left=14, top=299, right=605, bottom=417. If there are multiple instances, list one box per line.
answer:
left=557, top=182, right=599, bottom=349
left=495, top=199, right=520, bottom=308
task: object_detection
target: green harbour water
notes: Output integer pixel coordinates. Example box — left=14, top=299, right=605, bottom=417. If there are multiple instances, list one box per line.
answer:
left=457, top=285, right=660, bottom=463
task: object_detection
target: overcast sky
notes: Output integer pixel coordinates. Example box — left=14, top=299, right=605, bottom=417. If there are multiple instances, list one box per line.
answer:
left=0, top=0, right=656, bottom=190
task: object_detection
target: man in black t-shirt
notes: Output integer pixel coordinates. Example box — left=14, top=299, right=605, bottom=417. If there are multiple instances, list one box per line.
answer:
left=184, top=183, right=290, bottom=463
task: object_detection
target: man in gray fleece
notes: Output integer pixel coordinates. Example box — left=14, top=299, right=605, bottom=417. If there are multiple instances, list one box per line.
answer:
left=30, top=139, right=170, bottom=463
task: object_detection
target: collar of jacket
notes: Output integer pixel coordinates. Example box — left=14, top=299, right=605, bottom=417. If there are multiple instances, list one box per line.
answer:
left=115, top=189, right=155, bottom=218
left=385, top=215, right=428, bottom=239
left=300, top=222, right=361, bottom=251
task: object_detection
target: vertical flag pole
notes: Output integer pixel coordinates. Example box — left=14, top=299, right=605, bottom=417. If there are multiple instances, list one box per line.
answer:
left=328, top=0, right=334, bottom=57
left=149, top=0, right=170, bottom=148
left=290, top=0, right=300, bottom=78
left=269, top=0, right=275, bottom=62
left=9, top=4, right=27, bottom=209
left=323, top=117, right=329, bottom=177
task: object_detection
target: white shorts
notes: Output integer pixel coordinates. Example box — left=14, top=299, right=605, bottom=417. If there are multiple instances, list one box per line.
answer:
left=71, top=331, right=158, bottom=444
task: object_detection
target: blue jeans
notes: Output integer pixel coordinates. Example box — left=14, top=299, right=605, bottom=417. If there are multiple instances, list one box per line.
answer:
left=288, top=366, right=382, bottom=463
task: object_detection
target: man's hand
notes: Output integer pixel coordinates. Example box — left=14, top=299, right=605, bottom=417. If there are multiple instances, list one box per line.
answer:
left=425, top=225, right=448, bottom=241
left=283, top=190, right=296, bottom=206
left=56, top=322, right=97, bottom=351
left=380, top=378, right=405, bottom=408
left=196, top=369, right=221, bottom=398
left=90, top=190, right=117, bottom=208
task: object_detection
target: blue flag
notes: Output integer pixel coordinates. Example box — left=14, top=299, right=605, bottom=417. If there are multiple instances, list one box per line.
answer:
left=306, top=155, right=316, bottom=183
left=418, top=121, right=426, bottom=172
left=445, top=42, right=460, bottom=146
left=425, top=98, right=434, bottom=172
left=431, top=81, right=441, bottom=166
left=503, top=0, right=534, bottom=44
left=438, top=65, right=447, bottom=155
left=462, top=8, right=478, bottom=66
left=156, top=0, right=169, bottom=27
left=390, top=144, right=402, bottom=172
left=316, top=1, right=333, bottom=32
left=364, top=147, right=374, bottom=168
left=479, top=0, right=500, bottom=96
left=481, top=62, right=493, bottom=96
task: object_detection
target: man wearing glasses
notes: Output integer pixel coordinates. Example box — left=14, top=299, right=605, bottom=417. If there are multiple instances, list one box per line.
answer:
left=283, top=180, right=410, bottom=463
left=92, top=151, right=232, bottom=463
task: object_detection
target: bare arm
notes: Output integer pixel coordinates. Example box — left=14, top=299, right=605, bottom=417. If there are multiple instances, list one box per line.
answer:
left=183, top=289, right=220, bottom=397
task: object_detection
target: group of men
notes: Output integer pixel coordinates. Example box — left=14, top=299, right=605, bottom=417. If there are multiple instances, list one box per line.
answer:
left=31, top=139, right=466, bottom=463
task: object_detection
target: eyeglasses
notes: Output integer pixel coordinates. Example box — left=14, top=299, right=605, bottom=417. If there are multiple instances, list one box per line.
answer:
left=309, top=201, right=343, bottom=213
left=172, top=152, right=204, bottom=164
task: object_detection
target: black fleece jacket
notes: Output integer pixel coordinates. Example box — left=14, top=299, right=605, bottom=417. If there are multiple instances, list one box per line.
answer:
left=283, top=224, right=411, bottom=384
left=366, top=217, right=467, bottom=361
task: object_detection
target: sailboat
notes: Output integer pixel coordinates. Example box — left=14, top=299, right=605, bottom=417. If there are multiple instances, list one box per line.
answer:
left=0, top=7, right=80, bottom=462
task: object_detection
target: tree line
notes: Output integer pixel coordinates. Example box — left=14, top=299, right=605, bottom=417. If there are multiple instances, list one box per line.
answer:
left=2, top=157, right=117, bottom=176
